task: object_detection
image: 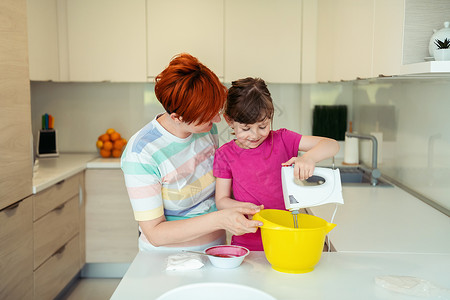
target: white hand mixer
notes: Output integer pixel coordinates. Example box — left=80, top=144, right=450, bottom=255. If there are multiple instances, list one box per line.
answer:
left=281, top=166, right=344, bottom=228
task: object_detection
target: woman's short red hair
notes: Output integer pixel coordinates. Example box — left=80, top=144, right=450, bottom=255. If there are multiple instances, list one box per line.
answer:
left=154, top=53, right=227, bottom=124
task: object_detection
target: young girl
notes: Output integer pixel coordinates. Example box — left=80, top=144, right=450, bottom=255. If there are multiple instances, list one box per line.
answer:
left=213, top=77, right=340, bottom=251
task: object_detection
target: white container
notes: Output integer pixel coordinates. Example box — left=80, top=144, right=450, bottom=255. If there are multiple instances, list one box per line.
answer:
left=344, top=136, right=359, bottom=165
left=429, top=21, right=450, bottom=57
left=434, top=48, right=450, bottom=61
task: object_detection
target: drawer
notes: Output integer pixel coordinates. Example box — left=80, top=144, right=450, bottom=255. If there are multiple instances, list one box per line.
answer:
left=34, top=235, right=81, bottom=300
left=0, top=197, right=33, bottom=300
left=34, top=196, right=79, bottom=269
left=33, top=173, right=81, bottom=221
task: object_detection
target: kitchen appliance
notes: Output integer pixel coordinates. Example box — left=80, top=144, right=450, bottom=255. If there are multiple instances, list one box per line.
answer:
left=252, top=166, right=344, bottom=273
left=281, top=166, right=344, bottom=227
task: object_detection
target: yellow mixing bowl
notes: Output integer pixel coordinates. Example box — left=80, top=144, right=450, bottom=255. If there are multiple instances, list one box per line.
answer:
left=253, top=209, right=336, bottom=274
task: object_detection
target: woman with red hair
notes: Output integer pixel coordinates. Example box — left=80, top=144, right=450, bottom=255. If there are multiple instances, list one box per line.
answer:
left=121, top=53, right=263, bottom=251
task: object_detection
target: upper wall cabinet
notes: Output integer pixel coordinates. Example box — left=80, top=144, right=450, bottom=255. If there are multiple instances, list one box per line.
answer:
left=146, top=0, right=224, bottom=80
left=307, top=0, right=450, bottom=82
left=373, top=0, right=450, bottom=77
left=28, top=0, right=147, bottom=82
left=314, top=0, right=375, bottom=82
left=27, top=0, right=60, bottom=81
left=66, top=0, right=147, bottom=82
left=224, top=0, right=302, bottom=83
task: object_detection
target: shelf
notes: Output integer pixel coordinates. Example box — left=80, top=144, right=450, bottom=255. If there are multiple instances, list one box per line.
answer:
left=399, top=61, right=450, bottom=76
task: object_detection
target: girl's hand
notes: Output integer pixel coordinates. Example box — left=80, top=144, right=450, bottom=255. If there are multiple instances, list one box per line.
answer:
left=282, top=156, right=316, bottom=181
left=218, top=206, right=263, bottom=236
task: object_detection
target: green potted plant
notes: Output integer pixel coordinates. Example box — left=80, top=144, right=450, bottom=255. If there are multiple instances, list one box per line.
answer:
left=434, top=38, right=450, bottom=61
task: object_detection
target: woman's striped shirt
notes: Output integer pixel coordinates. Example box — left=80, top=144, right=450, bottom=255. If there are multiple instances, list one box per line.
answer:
left=121, top=116, right=218, bottom=222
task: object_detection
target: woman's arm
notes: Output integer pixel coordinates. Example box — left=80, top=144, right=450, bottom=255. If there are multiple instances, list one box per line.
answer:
left=282, top=136, right=340, bottom=180
left=139, top=205, right=263, bottom=247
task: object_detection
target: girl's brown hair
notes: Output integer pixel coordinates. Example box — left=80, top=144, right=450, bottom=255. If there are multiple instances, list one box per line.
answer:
left=155, top=53, right=227, bottom=124
left=225, top=77, right=274, bottom=124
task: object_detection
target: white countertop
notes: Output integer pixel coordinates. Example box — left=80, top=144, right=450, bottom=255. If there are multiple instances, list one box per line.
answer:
left=111, top=159, right=450, bottom=299
left=309, top=185, right=450, bottom=254
left=33, top=154, right=450, bottom=298
left=32, top=153, right=97, bottom=193
left=111, top=251, right=450, bottom=300
left=32, top=153, right=121, bottom=193
left=86, top=157, right=121, bottom=169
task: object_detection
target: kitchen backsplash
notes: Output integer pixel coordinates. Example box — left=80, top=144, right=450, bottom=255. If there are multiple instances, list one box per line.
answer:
left=30, top=78, right=450, bottom=212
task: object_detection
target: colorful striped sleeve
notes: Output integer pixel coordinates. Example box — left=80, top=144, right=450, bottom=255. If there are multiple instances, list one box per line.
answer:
left=121, top=150, right=164, bottom=221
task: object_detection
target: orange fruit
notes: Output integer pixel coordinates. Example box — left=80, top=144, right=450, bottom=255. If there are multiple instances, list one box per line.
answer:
left=99, top=133, right=110, bottom=142
left=96, top=140, right=103, bottom=149
left=100, top=149, right=111, bottom=158
left=110, top=132, right=121, bottom=141
left=112, top=149, right=122, bottom=158
left=106, top=128, right=115, bottom=135
left=113, top=139, right=125, bottom=150
left=103, top=141, right=113, bottom=151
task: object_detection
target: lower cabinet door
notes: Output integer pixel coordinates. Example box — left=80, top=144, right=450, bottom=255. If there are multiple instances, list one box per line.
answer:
left=34, top=235, right=80, bottom=300
left=34, top=196, right=79, bottom=269
left=0, top=197, right=33, bottom=300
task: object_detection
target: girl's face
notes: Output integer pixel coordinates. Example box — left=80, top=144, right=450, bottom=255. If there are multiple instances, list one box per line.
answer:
left=229, top=118, right=271, bottom=149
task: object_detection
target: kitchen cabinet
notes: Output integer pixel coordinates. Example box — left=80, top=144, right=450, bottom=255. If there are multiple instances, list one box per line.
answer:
left=376, top=0, right=450, bottom=76
left=310, top=0, right=450, bottom=82
left=85, top=169, right=138, bottom=263
left=32, top=172, right=85, bottom=300
left=224, top=0, right=302, bottom=83
left=27, top=0, right=61, bottom=81
left=314, top=0, right=374, bottom=82
left=27, top=0, right=147, bottom=82
left=146, top=0, right=224, bottom=79
left=0, top=0, right=33, bottom=297
left=0, top=0, right=33, bottom=210
left=0, top=197, right=33, bottom=300
left=66, top=0, right=147, bottom=82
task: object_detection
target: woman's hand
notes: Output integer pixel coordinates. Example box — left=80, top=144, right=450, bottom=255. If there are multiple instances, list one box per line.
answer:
left=282, top=156, right=316, bottom=181
left=218, top=206, right=264, bottom=236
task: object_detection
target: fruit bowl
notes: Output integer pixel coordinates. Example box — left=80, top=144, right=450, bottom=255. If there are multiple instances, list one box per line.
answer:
left=96, top=128, right=127, bottom=158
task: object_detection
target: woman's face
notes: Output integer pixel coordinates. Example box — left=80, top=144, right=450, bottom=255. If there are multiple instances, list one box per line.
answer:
left=230, top=118, right=271, bottom=149
left=184, top=113, right=221, bottom=133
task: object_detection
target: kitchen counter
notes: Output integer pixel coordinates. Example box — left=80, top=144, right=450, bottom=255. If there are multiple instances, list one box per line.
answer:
left=309, top=185, right=450, bottom=254
left=111, top=158, right=450, bottom=299
left=32, top=153, right=122, bottom=193
left=111, top=251, right=450, bottom=300
left=86, top=157, right=121, bottom=169
left=32, top=153, right=97, bottom=193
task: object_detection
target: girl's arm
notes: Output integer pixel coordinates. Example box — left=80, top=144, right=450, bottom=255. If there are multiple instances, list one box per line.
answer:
left=139, top=205, right=263, bottom=247
left=282, top=136, right=340, bottom=180
left=215, top=178, right=263, bottom=210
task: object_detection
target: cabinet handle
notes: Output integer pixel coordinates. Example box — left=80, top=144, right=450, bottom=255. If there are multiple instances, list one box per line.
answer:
left=55, top=203, right=65, bottom=211
left=54, top=245, right=66, bottom=255
left=2, top=200, right=22, bottom=211
left=56, top=179, right=65, bottom=185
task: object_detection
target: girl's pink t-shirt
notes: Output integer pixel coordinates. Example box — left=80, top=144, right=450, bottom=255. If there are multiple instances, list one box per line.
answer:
left=213, top=128, right=302, bottom=250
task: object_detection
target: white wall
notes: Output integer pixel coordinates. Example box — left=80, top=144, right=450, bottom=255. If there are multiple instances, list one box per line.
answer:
left=30, top=78, right=450, bottom=211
